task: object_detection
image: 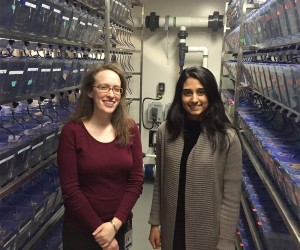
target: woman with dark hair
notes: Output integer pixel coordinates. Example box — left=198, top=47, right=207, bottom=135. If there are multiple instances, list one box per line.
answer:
left=148, top=66, right=242, bottom=250
left=57, top=63, right=144, bottom=250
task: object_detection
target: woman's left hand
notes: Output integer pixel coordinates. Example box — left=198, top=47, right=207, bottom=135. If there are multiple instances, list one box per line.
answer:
left=103, top=238, right=119, bottom=250
left=93, top=222, right=116, bottom=247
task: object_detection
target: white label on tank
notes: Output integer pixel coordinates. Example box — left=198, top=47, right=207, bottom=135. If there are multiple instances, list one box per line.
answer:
left=27, top=68, right=39, bottom=72
left=62, top=16, right=69, bottom=21
left=19, top=221, right=31, bottom=234
left=9, top=71, right=23, bottom=74
left=4, top=234, right=16, bottom=248
left=41, top=68, right=51, bottom=72
left=0, top=155, right=14, bottom=164
left=18, top=145, right=31, bottom=154
left=0, top=69, right=7, bottom=74
left=25, top=2, right=36, bottom=8
left=42, top=4, right=50, bottom=9
left=32, top=142, right=43, bottom=149
left=73, top=17, right=78, bottom=21
left=54, top=9, right=61, bottom=14
left=46, top=133, right=55, bottom=140
left=53, top=68, right=62, bottom=72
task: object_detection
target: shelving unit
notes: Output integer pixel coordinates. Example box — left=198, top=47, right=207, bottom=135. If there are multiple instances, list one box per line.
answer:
left=240, top=191, right=265, bottom=250
left=220, top=0, right=300, bottom=249
left=241, top=135, right=300, bottom=244
left=103, top=0, right=144, bottom=128
left=23, top=206, right=64, bottom=250
left=0, top=154, right=57, bottom=200
left=0, top=0, right=144, bottom=248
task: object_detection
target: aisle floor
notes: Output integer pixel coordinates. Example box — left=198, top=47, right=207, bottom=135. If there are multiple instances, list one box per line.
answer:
left=132, top=181, right=154, bottom=250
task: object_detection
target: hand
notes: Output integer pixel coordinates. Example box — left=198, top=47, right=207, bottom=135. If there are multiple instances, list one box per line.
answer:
left=149, top=225, right=161, bottom=249
left=93, top=222, right=115, bottom=248
left=103, top=238, right=119, bottom=250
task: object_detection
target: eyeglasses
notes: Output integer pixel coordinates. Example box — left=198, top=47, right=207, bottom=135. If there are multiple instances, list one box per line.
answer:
left=93, top=84, right=123, bottom=95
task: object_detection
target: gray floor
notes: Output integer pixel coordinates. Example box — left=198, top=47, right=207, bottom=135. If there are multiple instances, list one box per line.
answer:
left=132, top=181, right=155, bottom=250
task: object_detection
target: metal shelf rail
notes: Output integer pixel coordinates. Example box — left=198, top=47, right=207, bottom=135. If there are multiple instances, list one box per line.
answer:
left=232, top=3, right=259, bottom=127
left=240, top=190, right=265, bottom=250
left=0, top=154, right=57, bottom=200
left=240, top=134, right=300, bottom=247
left=221, top=0, right=300, bottom=248
left=0, top=86, right=80, bottom=106
left=252, top=89, right=300, bottom=119
left=220, top=1, right=268, bottom=247
left=0, top=0, right=144, bottom=248
left=23, top=205, right=64, bottom=250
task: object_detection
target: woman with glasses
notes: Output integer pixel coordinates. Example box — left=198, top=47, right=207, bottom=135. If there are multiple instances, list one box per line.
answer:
left=57, top=63, right=144, bottom=250
left=148, top=66, right=242, bottom=250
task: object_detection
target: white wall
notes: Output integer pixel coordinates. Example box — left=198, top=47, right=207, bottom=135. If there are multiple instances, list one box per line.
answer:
left=130, top=0, right=227, bottom=162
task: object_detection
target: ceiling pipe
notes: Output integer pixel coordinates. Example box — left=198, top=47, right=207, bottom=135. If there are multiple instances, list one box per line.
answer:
left=140, top=11, right=223, bottom=32
left=178, top=26, right=188, bottom=73
left=132, top=11, right=221, bottom=71
left=188, top=46, right=208, bottom=68
left=178, top=26, right=208, bottom=72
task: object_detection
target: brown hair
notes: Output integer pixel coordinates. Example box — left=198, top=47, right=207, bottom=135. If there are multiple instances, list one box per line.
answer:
left=70, top=62, right=133, bottom=146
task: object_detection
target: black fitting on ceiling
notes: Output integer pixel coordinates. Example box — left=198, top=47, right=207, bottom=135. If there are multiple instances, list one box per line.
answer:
left=178, top=43, right=188, bottom=68
left=178, top=29, right=188, bottom=39
left=145, top=12, right=160, bottom=32
left=208, top=11, right=223, bottom=32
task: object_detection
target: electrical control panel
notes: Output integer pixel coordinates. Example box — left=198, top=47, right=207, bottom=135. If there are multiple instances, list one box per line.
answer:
left=157, top=82, right=165, bottom=95
left=147, top=102, right=163, bottom=122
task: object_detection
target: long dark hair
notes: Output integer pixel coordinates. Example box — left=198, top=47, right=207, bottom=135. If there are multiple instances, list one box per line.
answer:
left=70, top=62, right=132, bottom=146
left=166, top=66, right=235, bottom=151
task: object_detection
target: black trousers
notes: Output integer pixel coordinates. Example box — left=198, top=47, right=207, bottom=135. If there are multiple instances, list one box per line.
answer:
left=62, top=221, right=128, bottom=250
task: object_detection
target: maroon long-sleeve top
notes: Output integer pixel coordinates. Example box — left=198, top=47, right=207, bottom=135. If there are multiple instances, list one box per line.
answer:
left=57, top=121, right=144, bottom=233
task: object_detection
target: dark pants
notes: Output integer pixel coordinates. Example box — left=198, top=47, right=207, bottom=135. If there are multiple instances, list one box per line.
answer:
left=62, top=221, right=128, bottom=250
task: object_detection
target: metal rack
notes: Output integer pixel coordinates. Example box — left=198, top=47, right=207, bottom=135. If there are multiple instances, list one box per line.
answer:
left=23, top=205, right=64, bottom=250
left=241, top=135, right=300, bottom=245
left=220, top=0, right=300, bottom=249
left=0, top=86, right=80, bottom=106
left=240, top=191, right=265, bottom=250
left=0, top=0, right=144, bottom=247
left=0, top=154, right=57, bottom=200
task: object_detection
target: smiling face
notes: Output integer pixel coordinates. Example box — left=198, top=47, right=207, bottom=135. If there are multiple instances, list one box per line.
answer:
left=88, top=69, right=122, bottom=116
left=181, top=77, right=208, bottom=121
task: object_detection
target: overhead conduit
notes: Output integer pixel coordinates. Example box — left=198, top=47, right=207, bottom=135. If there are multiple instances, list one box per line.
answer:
left=132, top=11, right=223, bottom=71
left=144, top=11, right=223, bottom=32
